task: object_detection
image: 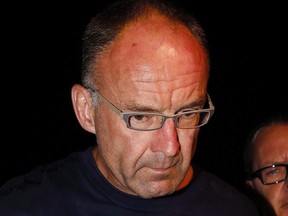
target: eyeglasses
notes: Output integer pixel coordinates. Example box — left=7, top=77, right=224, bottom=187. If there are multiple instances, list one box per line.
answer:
left=87, top=88, right=215, bottom=131
left=250, top=164, right=288, bottom=185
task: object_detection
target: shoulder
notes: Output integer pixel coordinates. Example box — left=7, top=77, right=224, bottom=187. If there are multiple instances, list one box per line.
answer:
left=191, top=166, right=259, bottom=215
left=1, top=151, right=80, bottom=194
left=0, top=149, right=90, bottom=215
left=194, top=166, right=249, bottom=200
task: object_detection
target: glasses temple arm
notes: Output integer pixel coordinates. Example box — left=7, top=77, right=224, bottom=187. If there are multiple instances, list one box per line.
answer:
left=88, top=88, right=123, bottom=116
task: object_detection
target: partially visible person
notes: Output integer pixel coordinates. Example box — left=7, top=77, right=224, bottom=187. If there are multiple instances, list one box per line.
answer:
left=244, top=114, right=288, bottom=216
left=1, top=0, right=259, bottom=215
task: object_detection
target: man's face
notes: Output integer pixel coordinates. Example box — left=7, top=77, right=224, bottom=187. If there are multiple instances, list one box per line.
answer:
left=248, top=124, right=288, bottom=216
left=92, top=14, right=209, bottom=198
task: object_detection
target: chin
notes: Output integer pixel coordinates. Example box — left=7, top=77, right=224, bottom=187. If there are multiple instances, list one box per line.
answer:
left=138, top=182, right=177, bottom=199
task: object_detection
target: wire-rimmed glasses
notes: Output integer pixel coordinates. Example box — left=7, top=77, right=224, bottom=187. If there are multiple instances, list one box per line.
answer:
left=250, top=164, right=288, bottom=185
left=87, top=88, right=215, bottom=131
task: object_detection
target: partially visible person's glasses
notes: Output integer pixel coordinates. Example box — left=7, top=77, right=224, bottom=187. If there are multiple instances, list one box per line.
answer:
left=87, top=87, right=215, bottom=131
left=250, top=164, right=288, bottom=185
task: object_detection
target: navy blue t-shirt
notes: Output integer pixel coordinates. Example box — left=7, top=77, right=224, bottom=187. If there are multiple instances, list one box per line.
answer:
left=0, top=147, right=259, bottom=216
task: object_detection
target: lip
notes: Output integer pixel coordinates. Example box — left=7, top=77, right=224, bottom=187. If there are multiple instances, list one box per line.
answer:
left=146, top=159, right=179, bottom=173
left=281, top=202, right=288, bottom=208
left=280, top=200, right=288, bottom=212
left=150, top=165, right=175, bottom=173
left=152, top=167, right=171, bottom=171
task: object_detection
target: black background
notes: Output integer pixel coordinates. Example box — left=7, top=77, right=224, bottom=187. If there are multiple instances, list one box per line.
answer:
left=2, top=1, right=287, bottom=194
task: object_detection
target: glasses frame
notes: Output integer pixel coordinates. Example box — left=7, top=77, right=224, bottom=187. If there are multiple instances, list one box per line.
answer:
left=250, top=163, right=288, bottom=185
left=87, top=87, right=215, bottom=131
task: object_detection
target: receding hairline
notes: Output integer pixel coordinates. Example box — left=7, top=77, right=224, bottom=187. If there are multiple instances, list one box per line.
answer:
left=81, top=0, right=209, bottom=90
left=93, top=9, right=207, bottom=88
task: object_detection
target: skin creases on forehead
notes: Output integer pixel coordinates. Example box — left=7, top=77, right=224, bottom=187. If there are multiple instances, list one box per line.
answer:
left=254, top=125, right=288, bottom=168
left=96, top=15, right=208, bottom=109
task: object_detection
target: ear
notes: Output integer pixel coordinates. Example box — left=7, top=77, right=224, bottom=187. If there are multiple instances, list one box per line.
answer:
left=245, top=179, right=255, bottom=189
left=71, top=84, right=96, bottom=134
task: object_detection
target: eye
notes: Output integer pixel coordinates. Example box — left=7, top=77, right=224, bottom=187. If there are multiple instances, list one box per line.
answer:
left=179, top=110, right=197, bottom=118
left=130, top=115, right=153, bottom=123
left=133, top=115, right=146, bottom=121
left=264, top=167, right=280, bottom=177
left=183, top=112, right=196, bottom=118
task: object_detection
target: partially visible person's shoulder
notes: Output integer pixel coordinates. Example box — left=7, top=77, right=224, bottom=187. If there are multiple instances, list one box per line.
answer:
left=196, top=166, right=245, bottom=195
left=192, top=165, right=260, bottom=215
left=195, top=166, right=252, bottom=201
left=1, top=151, right=80, bottom=195
left=0, top=148, right=90, bottom=215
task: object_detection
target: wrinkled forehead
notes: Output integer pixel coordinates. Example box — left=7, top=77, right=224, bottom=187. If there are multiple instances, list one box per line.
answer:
left=253, top=124, right=288, bottom=166
left=98, top=15, right=208, bottom=91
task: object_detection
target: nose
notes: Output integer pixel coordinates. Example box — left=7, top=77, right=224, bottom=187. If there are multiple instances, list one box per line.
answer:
left=150, top=118, right=180, bottom=156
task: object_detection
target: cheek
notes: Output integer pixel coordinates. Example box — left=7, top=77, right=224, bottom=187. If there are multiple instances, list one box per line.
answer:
left=178, top=129, right=199, bottom=156
left=255, top=185, right=281, bottom=207
left=97, top=116, right=150, bottom=164
left=95, top=107, right=128, bottom=144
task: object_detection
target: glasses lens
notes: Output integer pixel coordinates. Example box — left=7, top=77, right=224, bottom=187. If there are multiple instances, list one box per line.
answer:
left=125, top=110, right=211, bottom=131
left=262, top=165, right=287, bottom=184
left=178, top=111, right=210, bottom=129
left=128, top=114, right=163, bottom=130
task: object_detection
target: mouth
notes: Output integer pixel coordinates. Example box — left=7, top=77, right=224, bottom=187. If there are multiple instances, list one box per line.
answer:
left=281, top=201, right=288, bottom=209
left=151, top=167, right=172, bottom=172
left=149, top=163, right=178, bottom=174
left=142, top=157, right=180, bottom=174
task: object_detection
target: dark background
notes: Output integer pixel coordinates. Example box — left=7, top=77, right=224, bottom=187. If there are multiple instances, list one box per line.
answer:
left=2, top=1, right=287, bottom=194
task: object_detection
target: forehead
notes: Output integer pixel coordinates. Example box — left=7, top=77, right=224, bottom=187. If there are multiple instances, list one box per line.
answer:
left=97, top=12, right=208, bottom=94
left=254, top=124, right=288, bottom=166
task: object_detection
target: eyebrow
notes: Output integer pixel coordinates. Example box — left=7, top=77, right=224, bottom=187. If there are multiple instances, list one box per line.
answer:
left=178, top=98, right=206, bottom=111
left=121, top=101, right=159, bottom=113
left=121, top=97, right=206, bottom=113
